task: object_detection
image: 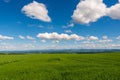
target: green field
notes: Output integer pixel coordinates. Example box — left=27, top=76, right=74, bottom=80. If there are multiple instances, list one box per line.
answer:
left=0, top=52, right=120, bottom=80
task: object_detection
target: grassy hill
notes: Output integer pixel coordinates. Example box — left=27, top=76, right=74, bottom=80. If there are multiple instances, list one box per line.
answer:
left=0, top=52, right=120, bottom=80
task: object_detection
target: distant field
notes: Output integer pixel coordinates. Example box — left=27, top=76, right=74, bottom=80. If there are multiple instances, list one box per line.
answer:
left=0, top=52, right=120, bottom=80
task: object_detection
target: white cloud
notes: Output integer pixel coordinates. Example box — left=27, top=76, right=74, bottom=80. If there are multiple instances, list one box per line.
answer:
left=98, top=39, right=112, bottom=43
left=116, top=36, right=120, bottom=40
left=70, top=34, right=84, bottom=40
left=0, top=36, right=120, bottom=50
left=88, top=36, right=98, bottom=40
left=19, top=35, right=25, bottom=39
left=68, top=23, right=74, bottom=27
left=82, top=41, right=93, bottom=44
left=72, top=0, right=106, bottom=24
left=102, top=36, right=108, bottom=39
left=107, top=3, right=120, bottom=20
left=52, top=40, right=59, bottom=43
left=99, top=36, right=112, bottom=43
left=65, top=30, right=72, bottom=33
left=22, top=1, right=51, bottom=22
left=41, top=40, right=46, bottom=43
left=0, top=35, right=14, bottom=40
left=26, top=36, right=35, bottom=40
left=37, top=32, right=84, bottom=41
left=111, top=44, right=120, bottom=48
left=72, top=0, right=120, bottom=24
left=62, top=23, right=74, bottom=29
left=22, top=44, right=35, bottom=48
left=19, top=35, right=35, bottom=40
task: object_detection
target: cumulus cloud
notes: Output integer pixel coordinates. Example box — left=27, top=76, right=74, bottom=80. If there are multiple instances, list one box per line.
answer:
left=68, top=23, right=74, bottom=27
left=22, top=1, right=51, bottom=22
left=107, top=3, right=120, bottom=20
left=26, top=36, right=35, bottom=40
left=1, top=35, right=120, bottom=50
left=88, top=36, right=98, bottom=40
left=19, top=35, right=35, bottom=40
left=65, top=30, right=72, bottom=33
left=0, top=35, right=14, bottom=40
left=19, top=35, right=25, bottom=39
left=62, top=23, right=74, bottom=29
left=37, top=32, right=85, bottom=41
left=102, top=36, right=108, bottom=39
left=72, top=0, right=106, bottom=24
left=72, top=0, right=120, bottom=24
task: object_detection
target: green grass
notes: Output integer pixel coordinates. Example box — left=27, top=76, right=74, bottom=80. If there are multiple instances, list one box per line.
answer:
left=0, top=52, right=120, bottom=80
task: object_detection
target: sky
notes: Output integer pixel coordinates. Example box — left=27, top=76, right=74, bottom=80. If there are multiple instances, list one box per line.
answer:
left=0, top=0, right=120, bottom=50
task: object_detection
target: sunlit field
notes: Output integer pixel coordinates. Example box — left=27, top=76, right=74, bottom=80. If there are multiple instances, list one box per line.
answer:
left=0, top=52, right=120, bottom=80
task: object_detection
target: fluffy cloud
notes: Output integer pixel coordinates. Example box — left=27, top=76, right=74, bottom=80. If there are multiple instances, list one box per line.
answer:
left=72, top=0, right=120, bottom=24
left=37, top=32, right=85, bottom=41
left=98, top=36, right=112, bottom=43
left=107, top=3, right=120, bottom=19
left=19, top=35, right=25, bottom=39
left=68, top=23, right=74, bottom=27
left=0, top=35, right=14, bottom=40
left=19, top=35, right=35, bottom=40
left=26, top=36, right=35, bottom=40
left=1, top=35, right=120, bottom=50
left=88, top=36, right=98, bottom=40
left=65, top=30, right=72, bottom=33
left=62, top=23, right=74, bottom=29
left=72, top=0, right=106, bottom=24
left=22, top=1, right=51, bottom=22
left=102, top=36, right=108, bottom=39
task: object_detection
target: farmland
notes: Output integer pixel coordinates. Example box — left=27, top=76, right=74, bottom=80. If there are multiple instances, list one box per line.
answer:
left=0, top=52, right=120, bottom=80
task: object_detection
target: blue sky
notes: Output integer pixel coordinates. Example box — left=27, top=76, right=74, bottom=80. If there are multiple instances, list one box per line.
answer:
left=0, top=0, right=120, bottom=50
